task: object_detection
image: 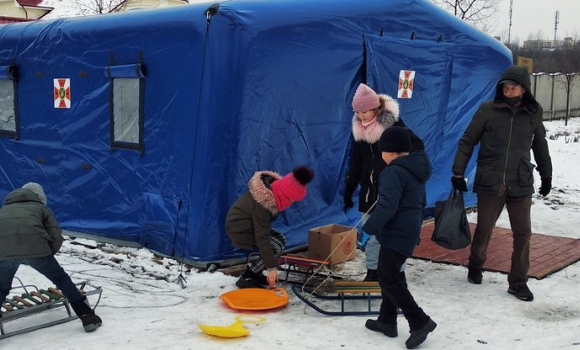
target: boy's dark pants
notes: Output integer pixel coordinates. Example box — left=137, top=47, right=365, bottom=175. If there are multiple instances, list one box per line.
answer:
left=469, top=193, right=532, bottom=286
left=377, top=246, right=429, bottom=331
left=0, top=255, right=85, bottom=306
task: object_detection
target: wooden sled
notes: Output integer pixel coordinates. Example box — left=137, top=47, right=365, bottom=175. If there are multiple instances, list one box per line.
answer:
left=276, top=255, right=333, bottom=284
left=291, top=281, right=386, bottom=316
left=0, top=278, right=102, bottom=339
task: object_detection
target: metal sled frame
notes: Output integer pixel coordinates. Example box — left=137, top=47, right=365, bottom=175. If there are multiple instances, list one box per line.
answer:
left=291, top=282, right=385, bottom=316
left=0, top=277, right=102, bottom=339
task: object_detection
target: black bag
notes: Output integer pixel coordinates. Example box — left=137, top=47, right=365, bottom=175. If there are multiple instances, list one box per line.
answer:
left=431, top=189, right=471, bottom=250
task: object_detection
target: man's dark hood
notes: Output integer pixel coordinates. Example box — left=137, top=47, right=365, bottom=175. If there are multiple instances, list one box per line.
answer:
left=494, top=65, right=539, bottom=111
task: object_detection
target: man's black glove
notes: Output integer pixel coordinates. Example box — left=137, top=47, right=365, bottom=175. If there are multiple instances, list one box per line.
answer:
left=539, top=178, right=552, bottom=196
left=343, top=191, right=354, bottom=213
left=451, top=176, right=468, bottom=192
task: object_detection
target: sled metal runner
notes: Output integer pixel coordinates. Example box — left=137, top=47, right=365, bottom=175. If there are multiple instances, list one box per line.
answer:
left=291, top=282, right=386, bottom=316
left=0, top=278, right=102, bottom=339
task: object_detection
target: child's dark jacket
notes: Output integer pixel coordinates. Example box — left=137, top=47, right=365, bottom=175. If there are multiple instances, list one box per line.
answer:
left=362, top=151, right=432, bottom=257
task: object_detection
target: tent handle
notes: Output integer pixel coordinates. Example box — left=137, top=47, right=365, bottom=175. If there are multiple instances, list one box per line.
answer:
left=204, top=4, right=219, bottom=23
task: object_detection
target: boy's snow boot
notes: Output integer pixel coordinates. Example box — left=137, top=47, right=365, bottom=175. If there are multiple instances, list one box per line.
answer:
left=363, top=269, right=378, bottom=282
left=365, top=319, right=397, bottom=337
left=405, top=318, right=437, bottom=349
left=70, top=297, right=103, bottom=332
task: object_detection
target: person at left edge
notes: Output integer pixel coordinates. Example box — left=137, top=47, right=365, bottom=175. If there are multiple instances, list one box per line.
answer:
left=0, top=182, right=102, bottom=332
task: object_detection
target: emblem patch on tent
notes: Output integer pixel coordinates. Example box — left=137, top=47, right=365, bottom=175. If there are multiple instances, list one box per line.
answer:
left=53, top=79, right=71, bottom=109
left=397, top=70, right=415, bottom=99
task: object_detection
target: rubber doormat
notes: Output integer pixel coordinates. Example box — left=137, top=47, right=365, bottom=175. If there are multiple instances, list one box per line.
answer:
left=413, top=221, right=580, bottom=279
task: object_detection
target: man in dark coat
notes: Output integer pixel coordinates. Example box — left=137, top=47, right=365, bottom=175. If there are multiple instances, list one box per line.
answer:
left=451, top=65, right=553, bottom=302
left=0, top=183, right=102, bottom=332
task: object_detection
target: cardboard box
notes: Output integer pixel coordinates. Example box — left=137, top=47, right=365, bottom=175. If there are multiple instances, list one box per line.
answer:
left=308, top=224, right=357, bottom=264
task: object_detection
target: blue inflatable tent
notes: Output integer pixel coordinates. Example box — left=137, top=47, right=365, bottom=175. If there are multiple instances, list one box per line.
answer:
left=0, top=0, right=512, bottom=267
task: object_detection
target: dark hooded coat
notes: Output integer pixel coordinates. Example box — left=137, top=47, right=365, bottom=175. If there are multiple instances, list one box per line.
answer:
left=0, top=188, right=63, bottom=260
left=452, top=65, right=552, bottom=197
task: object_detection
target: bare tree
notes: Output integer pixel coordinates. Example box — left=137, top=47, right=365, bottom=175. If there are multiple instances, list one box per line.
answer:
left=527, top=30, right=548, bottom=41
left=554, top=41, right=580, bottom=125
left=71, top=0, right=133, bottom=16
left=431, top=0, right=502, bottom=33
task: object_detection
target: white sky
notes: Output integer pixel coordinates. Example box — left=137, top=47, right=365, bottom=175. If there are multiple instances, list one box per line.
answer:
left=2, top=118, right=580, bottom=349
left=41, top=0, right=579, bottom=44
left=493, top=0, right=580, bottom=42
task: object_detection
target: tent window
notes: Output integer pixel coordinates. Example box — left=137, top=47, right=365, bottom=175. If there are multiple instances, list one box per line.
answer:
left=107, top=64, right=145, bottom=153
left=112, top=79, right=140, bottom=144
left=0, top=65, right=17, bottom=138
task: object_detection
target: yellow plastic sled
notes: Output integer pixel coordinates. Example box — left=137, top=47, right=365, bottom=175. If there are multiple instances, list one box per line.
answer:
left=198, top=315, right=266, bottom=338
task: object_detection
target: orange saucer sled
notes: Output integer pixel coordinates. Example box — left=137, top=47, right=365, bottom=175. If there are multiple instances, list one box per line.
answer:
left=219, top=288, right=288, bottom=311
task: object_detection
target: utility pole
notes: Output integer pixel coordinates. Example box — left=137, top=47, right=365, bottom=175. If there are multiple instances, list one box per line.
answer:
left=507, top=0, right=513, bottom=44
left=554, top=10, right=559, bottom=42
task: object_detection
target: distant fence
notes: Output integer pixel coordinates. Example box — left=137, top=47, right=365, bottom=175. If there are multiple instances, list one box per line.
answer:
left=530, top=73, right=580, bottom=120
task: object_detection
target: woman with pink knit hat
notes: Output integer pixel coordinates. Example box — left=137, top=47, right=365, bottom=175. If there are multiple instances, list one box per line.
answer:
left=226, top=166, right=314, bottom=288
left=344, top=83, right=424, bottom=281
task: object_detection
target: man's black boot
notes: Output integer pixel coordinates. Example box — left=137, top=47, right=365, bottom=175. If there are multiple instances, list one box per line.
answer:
left=467, top=267, right=483, bottom=284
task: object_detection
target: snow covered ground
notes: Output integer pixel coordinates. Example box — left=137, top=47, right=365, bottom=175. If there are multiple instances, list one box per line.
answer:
left=2, top=117, right=580, bottom=350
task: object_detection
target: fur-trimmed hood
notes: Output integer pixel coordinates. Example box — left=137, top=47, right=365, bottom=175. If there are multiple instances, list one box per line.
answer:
left=248, top=170, right=282, bottom=215
left=352, top=94, right=400, bottom=143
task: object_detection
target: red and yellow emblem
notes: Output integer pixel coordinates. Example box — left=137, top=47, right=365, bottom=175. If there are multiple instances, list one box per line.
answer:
left=53, top=78, right=71, bottom=109
left=397, top=70, right=415, bottom=99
